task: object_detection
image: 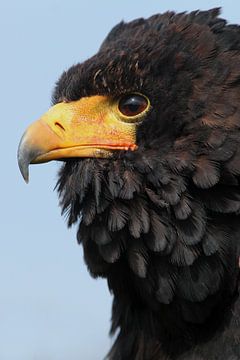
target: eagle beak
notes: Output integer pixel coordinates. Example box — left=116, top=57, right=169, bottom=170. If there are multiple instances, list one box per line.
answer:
left=17, top=95, right=137, bottom=182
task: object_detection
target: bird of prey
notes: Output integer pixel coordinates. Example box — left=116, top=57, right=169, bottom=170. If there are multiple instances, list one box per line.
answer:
left=18, top=8, right=240, bottom=360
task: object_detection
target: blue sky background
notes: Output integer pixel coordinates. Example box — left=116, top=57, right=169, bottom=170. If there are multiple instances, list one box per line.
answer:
left=1, top=1, right=239, bottom=359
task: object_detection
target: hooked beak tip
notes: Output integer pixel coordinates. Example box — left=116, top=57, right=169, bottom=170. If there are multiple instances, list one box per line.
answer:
left=17, top=132, right=36, bottom=184
left=17, top=146, right=30, bottom=183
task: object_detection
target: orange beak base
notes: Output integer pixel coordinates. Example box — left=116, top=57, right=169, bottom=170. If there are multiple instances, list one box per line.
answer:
left=18, top=95, right=138, bottom=182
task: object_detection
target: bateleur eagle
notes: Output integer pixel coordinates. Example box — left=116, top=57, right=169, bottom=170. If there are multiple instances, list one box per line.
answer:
left=18, top=8, right=240, bottom=360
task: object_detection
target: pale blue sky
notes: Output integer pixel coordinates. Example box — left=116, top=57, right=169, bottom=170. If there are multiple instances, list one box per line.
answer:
left=1, top=1, right=239, bottom=359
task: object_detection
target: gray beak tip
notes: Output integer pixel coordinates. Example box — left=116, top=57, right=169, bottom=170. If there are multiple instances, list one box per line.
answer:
left=23, top=172, right=29, bottom=184
left=17, top=153, right=30, bottom=183
left=17, top=133, right=30, bottom=184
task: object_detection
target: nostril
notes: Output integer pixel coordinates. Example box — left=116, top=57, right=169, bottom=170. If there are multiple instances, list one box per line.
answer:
left=54, top=122, right=65, bottom=131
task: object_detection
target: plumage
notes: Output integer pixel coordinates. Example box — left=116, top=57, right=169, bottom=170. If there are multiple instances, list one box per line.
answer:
left=18, top=8, right=240, bottom=359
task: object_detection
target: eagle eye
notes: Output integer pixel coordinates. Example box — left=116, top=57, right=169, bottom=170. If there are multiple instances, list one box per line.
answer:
left=118, top=94, right=149, bottom=118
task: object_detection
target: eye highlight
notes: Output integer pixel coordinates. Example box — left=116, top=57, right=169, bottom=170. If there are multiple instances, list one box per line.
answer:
left=118, top=94, right=149, bottom=118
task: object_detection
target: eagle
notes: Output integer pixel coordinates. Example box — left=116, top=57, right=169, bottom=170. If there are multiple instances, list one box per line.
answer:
left=18, top=8, right=240, bottom=360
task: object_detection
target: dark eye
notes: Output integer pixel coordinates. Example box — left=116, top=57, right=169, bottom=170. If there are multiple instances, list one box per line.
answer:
left=118, top=94, right=149, bottom=117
